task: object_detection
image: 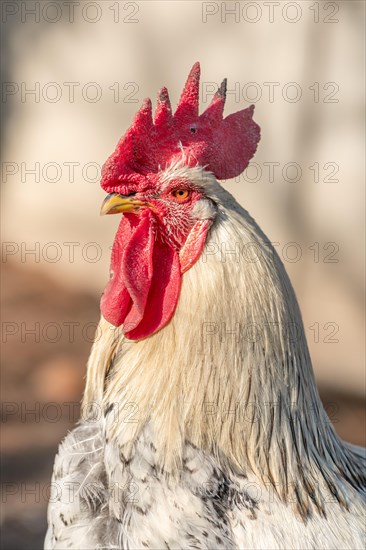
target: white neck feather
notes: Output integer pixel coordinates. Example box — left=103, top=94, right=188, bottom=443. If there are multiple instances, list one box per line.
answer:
left=83, top=180, right=364, bottom=517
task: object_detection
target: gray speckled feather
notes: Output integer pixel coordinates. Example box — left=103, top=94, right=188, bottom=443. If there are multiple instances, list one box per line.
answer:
left=46, top=418, right=365, bottom=550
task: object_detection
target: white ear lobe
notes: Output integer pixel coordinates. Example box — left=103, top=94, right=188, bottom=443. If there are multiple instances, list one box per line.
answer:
left=192, top=198, right=217, bottom=220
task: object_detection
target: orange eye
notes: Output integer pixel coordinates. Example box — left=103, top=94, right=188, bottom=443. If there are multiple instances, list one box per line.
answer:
left=172, top=189, right=191, bottom=201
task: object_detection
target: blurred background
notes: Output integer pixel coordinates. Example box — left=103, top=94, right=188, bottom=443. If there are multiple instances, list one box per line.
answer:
left=1, top=1, right=365, bottom=548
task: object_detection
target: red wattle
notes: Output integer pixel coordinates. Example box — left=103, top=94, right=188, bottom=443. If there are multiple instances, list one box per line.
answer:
left=122, top=210, right=154, bottom=331
left=100, top=216, right=134, bottom=327
left=125, top=236, right=181, bottom=340
left=101, top=210, right=181, bottom=340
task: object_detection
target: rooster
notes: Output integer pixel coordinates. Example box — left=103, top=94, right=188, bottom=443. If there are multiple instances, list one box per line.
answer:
left=45, top=63, right=365, bottom=550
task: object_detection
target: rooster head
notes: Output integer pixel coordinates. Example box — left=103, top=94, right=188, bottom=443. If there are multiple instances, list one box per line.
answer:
left=100, top=62, right=260, bottom=340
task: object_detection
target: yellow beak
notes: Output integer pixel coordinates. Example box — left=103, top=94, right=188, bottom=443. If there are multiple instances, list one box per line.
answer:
left=100, top=193, right=147, bottom=215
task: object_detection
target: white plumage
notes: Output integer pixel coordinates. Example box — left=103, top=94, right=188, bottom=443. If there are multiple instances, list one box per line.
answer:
left=46, top=165, right=365, bottom=549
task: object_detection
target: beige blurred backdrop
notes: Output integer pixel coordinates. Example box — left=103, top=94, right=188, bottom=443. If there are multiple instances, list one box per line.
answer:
left=1, top=1, right=365, bottom=548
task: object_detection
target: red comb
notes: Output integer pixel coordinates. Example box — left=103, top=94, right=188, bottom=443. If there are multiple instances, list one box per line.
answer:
left=101, top=62, right=260, bottom=193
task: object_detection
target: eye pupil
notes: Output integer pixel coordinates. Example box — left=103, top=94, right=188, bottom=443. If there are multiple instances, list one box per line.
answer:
left=172, top=189, right=190, bottom=201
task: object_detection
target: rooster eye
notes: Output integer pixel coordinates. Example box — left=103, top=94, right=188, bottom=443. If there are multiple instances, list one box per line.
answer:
left=172, top=189, right=191, bottom=201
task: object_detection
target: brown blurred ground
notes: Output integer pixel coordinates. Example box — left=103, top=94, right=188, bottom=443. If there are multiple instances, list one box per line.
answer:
left=1, top=261, right=365, bottom=550
left=1, top=262, right=98, bottom=550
